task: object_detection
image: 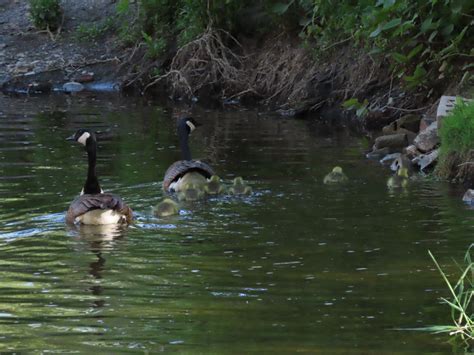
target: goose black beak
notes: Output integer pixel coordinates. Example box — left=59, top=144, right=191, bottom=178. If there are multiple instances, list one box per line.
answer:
left=66, top=135, right=75, bottom=141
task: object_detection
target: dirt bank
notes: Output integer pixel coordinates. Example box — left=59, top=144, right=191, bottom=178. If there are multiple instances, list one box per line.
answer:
left=0, top=0, right=125, bottom=92
left=0, top=2, right=433, bottom=113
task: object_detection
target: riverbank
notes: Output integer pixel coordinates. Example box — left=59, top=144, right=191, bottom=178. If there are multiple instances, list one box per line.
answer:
left=1, top=1, right=472, bottom=187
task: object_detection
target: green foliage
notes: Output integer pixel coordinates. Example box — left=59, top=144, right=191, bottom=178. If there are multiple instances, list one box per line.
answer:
left=142, top=31, right=167, bottom=59
left=29, top=0, right=62, bottom=31
left=114, top=0, right=473, bottom=89
left=419, top=247, right=474, bottom=344
left=75, top=18, right=115, bottom=42
left=439, top=99, right=474, bottom=155
left=342, top=98, right=369, bottom=118
left=285, top=0, right=474, bottom=89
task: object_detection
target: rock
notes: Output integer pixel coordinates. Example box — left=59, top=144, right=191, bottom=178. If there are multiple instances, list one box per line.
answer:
left=364, top=110, right=392, bottom=131
left=413, top=149, right=439, bottom=172
left=374, top=133, right=408, bottom=151
left=462, top=189, right=474, bottom=205
left=419, top=117, right=435, bottom=132
left=414, top=122, right=439, bottom=153
left=404, top=145, right=421, bottom=160
left=73, top=72, right=94, bottom=83
left=13, top=62, right=33, bottom=74
left=62, top=81, right=84, bottom=93
left=366, top=147, right=390, bottom=160
left=382, top=114, right=421, bottom=135
left=398, top=114, right=421, bottom=133
left=27, top=81, right=52, bottom=94
left=380, top=153, right=401, bottom=166
left=395, top=128, right=417, bottom=145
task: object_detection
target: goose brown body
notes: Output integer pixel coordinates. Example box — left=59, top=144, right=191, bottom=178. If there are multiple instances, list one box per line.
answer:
left=163, top=117, right=215, bottom=193
left=163, top=160, right=214, bottom=192
left=66, top=193, right=133, bottom=224
left=66, top=129, right=133, bottom=225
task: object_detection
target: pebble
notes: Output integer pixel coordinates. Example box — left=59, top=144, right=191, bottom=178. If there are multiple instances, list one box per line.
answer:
left=62, top=81, right=84, bottom=92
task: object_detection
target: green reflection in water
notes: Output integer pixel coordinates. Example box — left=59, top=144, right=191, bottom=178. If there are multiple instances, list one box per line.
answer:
left=0, top=95, right=472, bottom=353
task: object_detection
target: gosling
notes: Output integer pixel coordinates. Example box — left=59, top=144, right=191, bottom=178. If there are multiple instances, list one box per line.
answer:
left=323, top=166, right=348, bottom=184
left=178, top=183, right=205, bottom=201
left=204, top=175, right=225, bottom=195
left=229, top=177, right=252, bottom=195
left=153, top=198, right=179, bottom=217
left=387, top=167, right=409, bottom=189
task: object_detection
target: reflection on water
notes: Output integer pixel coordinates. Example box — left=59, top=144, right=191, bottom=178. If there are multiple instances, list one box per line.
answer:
left=0, top=95, right=472, bottom=353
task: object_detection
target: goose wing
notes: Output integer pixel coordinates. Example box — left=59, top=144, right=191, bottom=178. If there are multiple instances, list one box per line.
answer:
left=163, top=159, right=215, bottom=191
left=66, top=193, right=133, bottom=224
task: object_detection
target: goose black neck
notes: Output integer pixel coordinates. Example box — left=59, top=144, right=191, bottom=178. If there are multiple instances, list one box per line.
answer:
left=178, top=125, right=192, bottom=161
left=83, top=138, right=102, bottom=194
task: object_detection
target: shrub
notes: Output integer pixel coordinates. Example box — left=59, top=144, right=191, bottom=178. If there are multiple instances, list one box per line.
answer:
left=29, top=0, right=62, bottom=31
left=437, top=99, right=474, bottom=183
left=439, top=100, right=474, bottom=155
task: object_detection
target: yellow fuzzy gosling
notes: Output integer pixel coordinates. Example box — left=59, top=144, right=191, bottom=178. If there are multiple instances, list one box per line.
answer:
left=323, top=166, right=348, bottom=184
left=178, top=183, right=205, bottom=201
left=153, top=198, right=179, bottom=217
left=387, top=167, right=409, bottom=189
left=229, top=177, right=252, bottom=195
left=204, top=175, right=225, bottom=195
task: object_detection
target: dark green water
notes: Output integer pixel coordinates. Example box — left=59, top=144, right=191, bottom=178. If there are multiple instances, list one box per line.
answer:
left=0, top=95, right=472, bottom=354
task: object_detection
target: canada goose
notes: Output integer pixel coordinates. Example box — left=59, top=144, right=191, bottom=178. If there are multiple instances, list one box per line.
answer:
left=390, top=154, right=414, bottom=175
left=153, top=198, right=179, bottom=217
left=229, top=177, right=252, bottom=195
left=204, top=175, right=225, bottom=195
left=163, top=117, right=215, bottom=193
left=177, top=183, right=205, bottom=201
left=387, top=167, right=409, bottom=189
left=323, top=166, right=348, bottom=184
left=65, top=129, right=133, bottom=225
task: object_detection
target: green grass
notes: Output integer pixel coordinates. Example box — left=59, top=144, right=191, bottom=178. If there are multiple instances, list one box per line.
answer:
left=29, top=0, right=62, bottom=31
left=75, top=18, right=115, bottom=42
left=439, top=100, right=474, bottom=155
left=419, top=246, right=473, bottom=346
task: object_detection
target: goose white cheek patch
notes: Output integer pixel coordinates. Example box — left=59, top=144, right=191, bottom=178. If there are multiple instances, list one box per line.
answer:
left=77, top=132, right=90, bottom=145
left=186, top=121, right=196, bottom=132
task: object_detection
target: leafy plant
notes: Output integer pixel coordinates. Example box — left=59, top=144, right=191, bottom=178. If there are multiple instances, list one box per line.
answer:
left=342, top=98, right=369, bottom=118
left=75, top=18, right=115, bottom=42
left=439, top=99, right=474, bottom=155
left=142, top=31, right=167, bottom=59
left=29, top=0, right=62, bottom=31
left=420, top=247, right=473, bottom=345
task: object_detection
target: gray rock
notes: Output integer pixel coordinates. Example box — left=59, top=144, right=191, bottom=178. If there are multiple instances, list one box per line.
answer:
left=413, top=149, right=439, bottom=172
left=382, top=114, right=421, bottom=135
left=380, top=153, right=401, bottom=166
left=366, top=147, right=390, bottom=160
left=462, top=189, right=474, bottom=205
left=374, top=133, right=408, bottom=150
left=62, top=81, right=84, bottom=92
left=414, top=122, right=439, bottom=153
left=404, top=144, right=420, bottom=160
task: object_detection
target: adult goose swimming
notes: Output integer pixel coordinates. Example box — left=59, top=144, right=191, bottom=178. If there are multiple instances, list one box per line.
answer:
left=163, top=117, right=215, bottom=193
left=65, top=129, right=133, bottom=225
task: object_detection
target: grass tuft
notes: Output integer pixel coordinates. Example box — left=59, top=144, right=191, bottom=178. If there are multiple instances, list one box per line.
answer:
left=437, top=100, right=474, bottom=183
left=419, top=246, right=474, bottom=347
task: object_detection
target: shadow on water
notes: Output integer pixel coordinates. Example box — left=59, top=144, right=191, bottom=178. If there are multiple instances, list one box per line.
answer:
left=0, top=94, right=472, bottom=353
